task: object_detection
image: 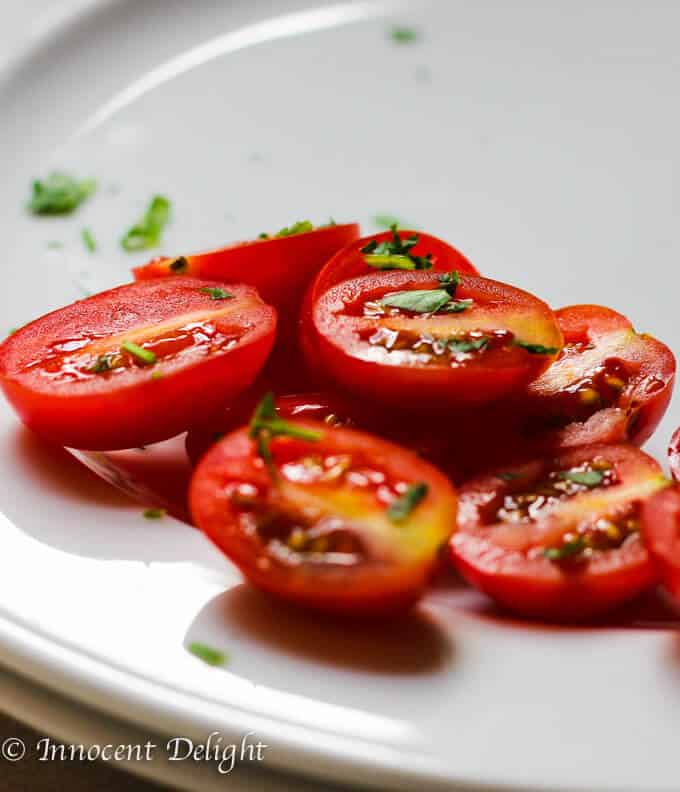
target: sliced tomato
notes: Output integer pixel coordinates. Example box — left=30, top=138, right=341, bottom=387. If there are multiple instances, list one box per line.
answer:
left=517, top=305, right=675, bottom=448
left=305, top=270, right=562, bottom=409
left=641, top=485, right=680, bottom=603
left=450, top=444, right=669, bottom=621
left=185, top=390, right=465, bottom=468
left=0, top=278, right=276, bottom=450
left=190, top=418, right=458, bottom=614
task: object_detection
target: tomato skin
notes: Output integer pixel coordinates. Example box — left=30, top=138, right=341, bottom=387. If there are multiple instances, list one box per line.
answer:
left=190, top=421, right=458, bottom=615
left=641, top=485, right=680, bottom=603
left=450, top=444, right=667, bottom=621
left=0, top=278, right=276, bottom=450
left=300, top=229, right=479, bottom=380
left=306, top=270, right=562, bottom=410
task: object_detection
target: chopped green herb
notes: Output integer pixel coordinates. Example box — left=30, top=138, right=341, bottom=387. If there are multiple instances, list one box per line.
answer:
left=90, top=355, right=115, bottom=374
left=187, top=642, right=227, bottom=667
left=120, top=195, right=171, bottom=252
left=543, top=537, right=586, bottom=561
left=249, top=392, right=322, bottom=474
left=169, top=256, right=188, bottom=273
left=441, top=300, right=472, bottom=313
left=497, top=472, right=522, bottom=481
left=380, top=289, right=452, bottom=314
left=258, top=220, right=315, bottom=240
left=387, top=482, right=428, bottom=524
left=81, top=227, right=97, bottom=253
left=390, top=26, right=418, bottom=44
left=438, top=271, right=460, bottom=296
left=558, top=469, right=605, bottom=488
left=143, top=508, right=165, bottom=519
left=362, top=224, right=432, bottom=270
left=121, top=341, right=157, bottom=366
left=28, top=172, right=96, bottom=215
left=373, top=214, right=404, bottom=229
left=448, top=337, right=489, bottom=354
left=514, top=340, right=559, bottom=355
left=200, top=287, right=233, bottom=301
left=258, top=232, right=269, bottom=239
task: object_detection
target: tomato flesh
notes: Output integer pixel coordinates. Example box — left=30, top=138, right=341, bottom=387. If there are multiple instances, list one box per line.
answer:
left=641, top=485, right=680, bottom=604
left=307, top=271, right=563, bottom=409
left=450, top=444, right=668, bottom=621
left=0, top=278, right=276, bottom=450
left=190, top=421, right=458, bottom=614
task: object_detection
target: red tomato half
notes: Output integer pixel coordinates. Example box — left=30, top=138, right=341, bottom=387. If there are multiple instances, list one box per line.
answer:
left=306, top=270, right=563, bottom=409
left=185, top=390, right=467, bottom=469
left=450, top=444, right=669, bottom=621
left=0, top=278, right=276, bottom=450
left=519, top=305, right=675, bottom=448
left=190, top=420, right=458, bottom=615
left=641, top=485, right=680, bottom=604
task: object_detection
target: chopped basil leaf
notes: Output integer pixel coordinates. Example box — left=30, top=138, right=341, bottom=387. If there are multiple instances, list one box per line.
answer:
left=187, top=642, right=227, bottom=667
left=448, top=337, right=489, bottom=354
left=390, top=26, right=418, bottom=44
left=143, top=508, right=165, bottom=519
left=28, top=173, right=96, bottom=215
left=543, top=537, right=586, bottom=561
left=81, top=227, right=97, bottom=253
left=121, top=341, right=157, bottom=365
left=515, top=340, right=558, bottom=355
left=387, top=482, right=428, bottom=523
left=438, top=270, right=460, bottom=296
left=380, top=289, right=452, bottom=314
left=558, top=469, right=605, bottom=488
left=120, top=195, right=171, bottom=251
left=90, top=355, right=115, bottom=374
left=200, top=287, right=233, bottom=301
left=361, top=224, right=432, bottom=270
left=441, top=299, right=472, bottom=313
left=249, top=392, right=322, bottom=474
left=169, top=256, right=188, bottom=273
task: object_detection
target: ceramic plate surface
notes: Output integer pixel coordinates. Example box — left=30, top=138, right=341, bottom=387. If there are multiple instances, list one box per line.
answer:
left=2, top=1, right=680, bottom=790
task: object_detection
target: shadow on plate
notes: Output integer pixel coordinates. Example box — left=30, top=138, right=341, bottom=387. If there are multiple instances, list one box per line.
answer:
left=186, top=583, right=455, bottom=676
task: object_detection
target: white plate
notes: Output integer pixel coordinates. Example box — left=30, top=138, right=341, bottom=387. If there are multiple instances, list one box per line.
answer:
left=1, top=1, right=680, bottom=790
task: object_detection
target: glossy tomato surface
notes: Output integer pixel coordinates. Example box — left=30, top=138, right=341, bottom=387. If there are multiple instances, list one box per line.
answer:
left=519, top=304, right=675, bottom=448
left=450, top=443, right=669, bottom=621
left=306, top=270, right=563, bottom=409
left=0, top=278, right=276, bottom=450
left=641, top=485, right=680, bottom=603
left=190, top=420, right=458, bottom=615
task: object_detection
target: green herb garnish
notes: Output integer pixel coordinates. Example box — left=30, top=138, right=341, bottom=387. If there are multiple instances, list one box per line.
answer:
left=260, top=220, right=315, bottom=240
left=90, top=355, right=115, bottom=374
left=448, top=337, right=489, bottom=354
left=187, top=642, right=227, bottom=667
left=120, top=195, right=171, bottom=251
left=151, top=369, right=164, bottom=381
left=514, top=340, right=559, bottom=355
left=361, top=224, right=432, bottom=270
left=387, top=482, right=429, bottom=524
left=143, top=508, right=166, bottom=519
left=28, top=172, right=96, bottom=215
left=373, top=214, right=404, bottom=229
left=169, top=256, right=188, bottom=273
left=249, top=392, right=322, bottom=473
left=121, top=341, right=157, bottom=366
left=200, top=287, right=233, bottom=301
left=438, top=270, right=460, bottom=296
left=390, top=26, right=418, bottom=44
left=543, top=537, right=586, bottom=561
left=380, top=289, right=451, bottom=314
left=81, top=228, right=97, bottom=253
left=558, top=469, right=605, bottom=488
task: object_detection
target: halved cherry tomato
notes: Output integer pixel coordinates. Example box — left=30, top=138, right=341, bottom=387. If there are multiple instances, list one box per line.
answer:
left=190, top=419, right=458, bottom=614
left=517, top=305, right=675, bottom=448
left=641, top=485, right=680, bottom=603
left=306, top=270, right=563, bottom=409
left=185, top=390, right=466, bottom=470
left=450, top=444, right=669, bottom=621
left=0, top=278, right=276, bottom=450
left=300, top=228, right=479, bottom=379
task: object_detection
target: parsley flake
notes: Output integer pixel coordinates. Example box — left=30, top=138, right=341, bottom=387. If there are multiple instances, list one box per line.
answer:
left=200, top=287, right=233, bottom=301
left=387, top=482, right=429, bottom=523
left=390, top=26, right=418, bottom=44
left=28, top=172, right=96, bottom=215
left=143, top=508, right=166, bottom=519
left=515, top=340, right=558, bottom=355
left=558, top=469, right=605, bottom=488
left=448, top=337, right=489, bottom=355
left=543, top=536, right=586, bottom=561
left=121, top=195, right=171, bottom=252
left=361, top=224, right=433, bottom=270
left=188, top=642, right=227, bottom=667
left=90, top=355, right=115, bottom=374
